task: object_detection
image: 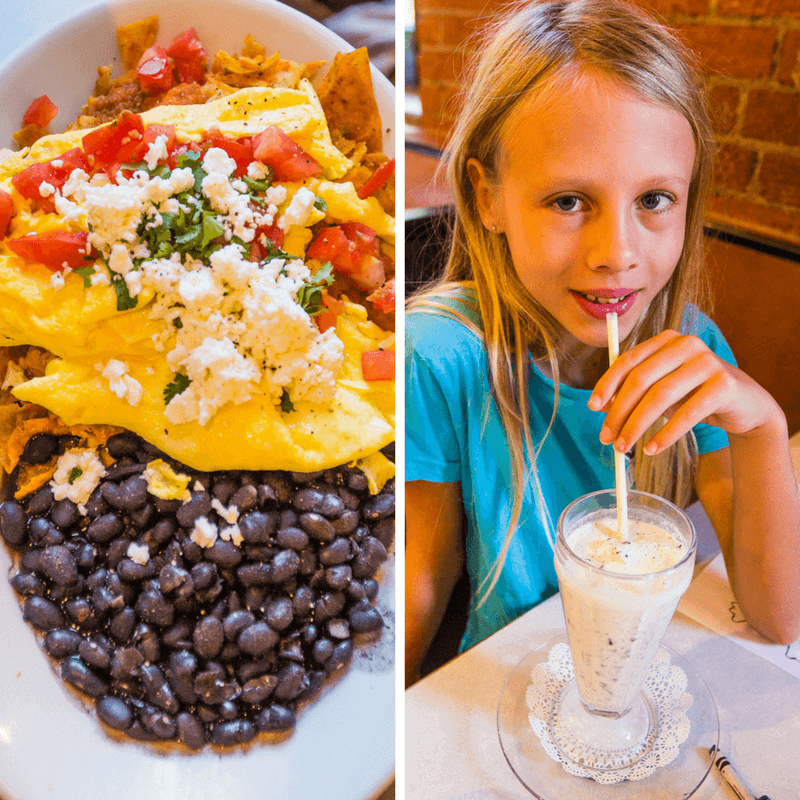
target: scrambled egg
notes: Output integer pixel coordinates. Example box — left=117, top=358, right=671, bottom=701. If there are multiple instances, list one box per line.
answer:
left=0, top=86, right=395, bottom=473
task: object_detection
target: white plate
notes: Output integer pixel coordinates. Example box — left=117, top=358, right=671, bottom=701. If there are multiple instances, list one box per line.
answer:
left=0, top=3, right=395, bottom=799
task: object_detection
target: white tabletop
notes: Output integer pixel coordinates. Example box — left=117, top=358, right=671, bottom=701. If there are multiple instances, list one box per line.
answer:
left=405, top=592, right=799, bottom=800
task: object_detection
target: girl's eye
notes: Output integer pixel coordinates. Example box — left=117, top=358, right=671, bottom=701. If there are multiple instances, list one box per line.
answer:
left=552, top=195, right=585, bottom=213
left=639, top=192, right=673, bottom=212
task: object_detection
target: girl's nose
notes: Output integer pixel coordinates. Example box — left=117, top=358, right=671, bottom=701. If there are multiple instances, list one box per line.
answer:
left=584, top=207, right=637, bottom=272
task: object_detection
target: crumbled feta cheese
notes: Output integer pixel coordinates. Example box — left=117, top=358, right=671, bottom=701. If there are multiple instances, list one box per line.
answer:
left=127, top=542, right=150, bottom=565
left=169, top=168, right=195, bottom=194
left=190, top=516, right=218, bottom=548
left=211, top=498, right=239, bottom=524
left=50, top=159, right=63, bottom=169
left=50, top=448, right=106, bottom=512
left=144, top=134, right=169, bottom=171
left=97, top=359, right=143, bottom=406
left=247, top=161, right=271, bottom=180
left=203, top=147, right=237, bottom=177
left=50, top=272, right=65, bottom=290
left=108, top=243, right=134, bottom=276
left=219, top=524, right=243, bottom=547
left=38, top=181, right=55, bottom=198
left=278, top=186, right=317, bottom=231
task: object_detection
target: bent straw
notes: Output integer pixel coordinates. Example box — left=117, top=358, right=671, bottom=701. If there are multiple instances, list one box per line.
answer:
left=606, top=311, right=629, bottom=542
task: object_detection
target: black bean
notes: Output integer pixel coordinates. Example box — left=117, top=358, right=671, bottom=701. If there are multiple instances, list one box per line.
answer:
left=298, top=512, right=334, bottom=542
left=0, top=502, right=27, bottom=548
left=106, top=432, right=140, bottom=459
left=116, top=558, right=155, bottom=582
left=238, top=511, right=276, bottom=544
left=372, top=517, right=395, bottom=550
left=332, top=509, right=359, bottom=535
left=134, top=623, right=161, bottom=663
left=163, top=620, right=193, bottom=650
left=292, top=586, right=315, bottom=617
left=103, top=460, right=146, bottom=481
left=270, top=549, right=300, bottom=584
left=275, top=526, right=308, bottom=550
left=145, top=518, right=177, bottom=548
left=74, top=542, right=96, bottom=571
left=319, top=538, right=352, bottom=566
left=265, top=597, right=293, bottom=631
left=314, top=591, right=345, bottom=622
left=255, top=704, right=296, bottom=733
left=318, top=492, right=346, bottom=519
left=136, top=589, right=174, bottom=627
left=24, top=596, right=64, bottom=631
left=259, top=473, right=293, bottom=506
left=327, top=619, right=350, bottom=640
left=236, top=562, right=271, bottom=586
left=223, top=610, right=256, bottom=641
left=346, top=471, right=369, bottom=492
left=26, top=486, right=55, bottom=516
left=177, top=711, right=206, bottom=749
left=211, top=477, right=238, bottom=504
left=158, top=563, right=188, bottom=593
left=313, top=638, right=334, bottom=664
left=242, top=674, right=278, bottom=704
left=65, top=597, right=99, bottom=630
left=79, top=636, right=112, bottom=671
left=362, top=492, right=395, bottom=522
left=176, top=492, right=213, bottom=528
left=62, top=656, right=108, bottom=697
left=205, top=539, right=242, bottom=568
left=166, top=651, right=199, bottom=705
left=194, top=670, right=240, bottom=705
left=352, top=537, right=388, bottom=578
left=279, top=635, right=304, bottom=663
left=326, top=565, right=353, bottom=590
left=28, top=517, right=62, bottom=546
left=326, top=639, right=353, bottom=673
left=363, top=577, right=380, bottom=600
left=190, top=562, right=217, bottom=590
left=229, top=484, right=257, bottom=513
left=139, top=663, right=180, bottom=713
left=10, top=572, right=45, bottom=596
left=274, top=663, right=308, bottom=701
left=194, top=616, right=224, bottom=660
left=84, top=487, right=108, bottom=519
left=87, top=513, right=124, bottom=543
left=96, top=695, right=133, bottom=730
left=21, top=433, right=59, bottom=464
left=108, top=607, right=136, bottom=643
left=39, top=545, right=79, bottom=586
left=238, top=622, right=279, bottom=656
left=130, top=502, right=155, bottom=529
left=110, top=647, right=144, bottom=681
left=45, top=628, right=82, bottom=658
left=141, top=706, right=177, bottom=739
left=155, top=496, right=182, bottom=515
left=338, top=486, right=361, bottom=510
left=49, top=499, right=80, bottom=530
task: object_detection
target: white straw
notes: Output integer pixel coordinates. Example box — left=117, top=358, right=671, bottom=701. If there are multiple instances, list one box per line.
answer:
left=606, top=312, right=629, bottom=542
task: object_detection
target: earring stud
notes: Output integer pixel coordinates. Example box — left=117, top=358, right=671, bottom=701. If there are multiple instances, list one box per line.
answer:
left=491, top=224, right=497, bottom=233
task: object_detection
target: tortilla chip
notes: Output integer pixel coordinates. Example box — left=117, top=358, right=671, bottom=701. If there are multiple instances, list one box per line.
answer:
left=210, top=42, right=324, bottom=90
left=317, top=49, right=382, bottom=153
left=12, top=123, right=47, bottom=149
left=117, top=16, right=159, bottom=72
left=15, top=460, right=58, bottom=499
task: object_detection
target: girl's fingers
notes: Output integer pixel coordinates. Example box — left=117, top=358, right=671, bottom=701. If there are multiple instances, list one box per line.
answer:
left=598, top=337, right=713, bottom=439
left=609, top=357, right=720, bottom=452
left=590, top=329, right=684, bottom=408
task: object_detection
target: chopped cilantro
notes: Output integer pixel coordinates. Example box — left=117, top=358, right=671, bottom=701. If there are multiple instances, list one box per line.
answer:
left=164, top=373, right=191, bottom=404
left=243, top=173, right=272, bottom=193
left=74, top=266, right=95, bottom=288
left=67, top=467, right=83, bottom=484
left=175, top=150, right=207, bottom=193
left=265, top=240, right=290, bottom=260
left=296, top=261, right=335, bottom=317
left=173, top=317, right=183, bottom=329
left=313, top=196, right=327, bottom=213
left=112, top=277, right=138, bottom=311
left=280, top=390, right=294, bottom=413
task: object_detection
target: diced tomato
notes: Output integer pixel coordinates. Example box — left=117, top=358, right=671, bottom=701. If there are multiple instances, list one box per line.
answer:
left=167, top=28, right=208, bottom=84
left=252, top=125, right=322, bottom=182
left=136, top=45, right=174, bottom=94
left=11, top=148, right=91, bottom=212
left=316, top=293, right=346, bottom=332
left=22, top=95, right=58, bottom=128
left=82, top=112, right=146, bottom=170
left=256, top=224, right=283, bottom=249
left=357, top=158, right=395, bottom=199
left=144, top=124, right=177, bottom=151
left=0, top=189, right=13, bottom=237
left=203, top=131, right=254, bottom=176
left=341, top=222, right=379, bottom=260
left=6, top=231, right=94, bottom=271
left=350, top=255, right=385, bottom=291
left=366, top=277, right=395, bottom=313
left=306, top=226, right=353, bottom=271
left=361, top=349, right=394, bottom=381
left=167, top=141, right=201, bottom=169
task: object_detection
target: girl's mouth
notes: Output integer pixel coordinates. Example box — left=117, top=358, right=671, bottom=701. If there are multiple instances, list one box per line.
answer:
left=570, top=289, right=639, bottom=318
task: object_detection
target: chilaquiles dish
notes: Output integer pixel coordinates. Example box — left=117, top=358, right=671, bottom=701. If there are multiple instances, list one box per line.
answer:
left=0, top=19, right=395, bottom=749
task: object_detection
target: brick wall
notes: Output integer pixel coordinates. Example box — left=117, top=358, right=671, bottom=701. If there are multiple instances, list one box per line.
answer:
left=414, top=0, right=800, bottom=247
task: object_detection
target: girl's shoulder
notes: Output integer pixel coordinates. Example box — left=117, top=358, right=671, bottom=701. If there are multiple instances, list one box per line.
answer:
left=406, top=283, right=484, bottom=342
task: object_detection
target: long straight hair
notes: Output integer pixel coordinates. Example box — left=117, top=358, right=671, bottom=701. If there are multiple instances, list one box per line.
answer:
left=408, top=0, right=715, bottom=601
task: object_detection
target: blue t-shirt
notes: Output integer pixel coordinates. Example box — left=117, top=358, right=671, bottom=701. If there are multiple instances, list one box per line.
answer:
left=405, top=287, right=736, bottom=653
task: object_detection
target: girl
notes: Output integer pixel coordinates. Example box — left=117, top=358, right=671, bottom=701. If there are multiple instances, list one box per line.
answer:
left=405, top=0, right=800, bottom=686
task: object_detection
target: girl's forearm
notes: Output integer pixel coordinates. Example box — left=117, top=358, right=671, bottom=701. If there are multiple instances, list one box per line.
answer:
left=727, top=407, right=800, bottom=645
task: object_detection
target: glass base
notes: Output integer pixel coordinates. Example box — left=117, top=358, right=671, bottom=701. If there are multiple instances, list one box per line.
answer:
left=496, top=634, right=719, bottom=799
left=548, top=682, right=658, bottom=770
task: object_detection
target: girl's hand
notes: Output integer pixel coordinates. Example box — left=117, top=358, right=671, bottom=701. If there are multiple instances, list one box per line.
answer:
left=588, top=329, right=783, bottom=455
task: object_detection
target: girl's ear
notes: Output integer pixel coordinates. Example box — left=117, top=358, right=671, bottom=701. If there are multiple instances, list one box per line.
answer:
left=467, top=157, right=502, bottom=234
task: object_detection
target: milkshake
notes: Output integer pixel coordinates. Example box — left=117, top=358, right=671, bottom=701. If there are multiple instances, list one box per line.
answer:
left=549, top=490, right=696, bottom=769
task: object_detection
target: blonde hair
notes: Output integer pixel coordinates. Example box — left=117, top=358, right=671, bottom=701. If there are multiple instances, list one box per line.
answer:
left=408, top=0, right=715, bottom=600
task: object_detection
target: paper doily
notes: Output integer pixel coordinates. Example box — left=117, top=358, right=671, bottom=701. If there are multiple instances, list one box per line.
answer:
left=525, top=643, right=692, bottom=784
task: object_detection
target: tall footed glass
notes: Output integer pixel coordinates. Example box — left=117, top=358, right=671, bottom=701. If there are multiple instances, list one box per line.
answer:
left=550, top=489, right=696, bottom=771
